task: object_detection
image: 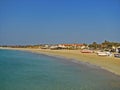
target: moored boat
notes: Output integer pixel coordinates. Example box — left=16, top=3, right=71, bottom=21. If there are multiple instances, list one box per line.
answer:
left=97, top=51, right=112, bottom=56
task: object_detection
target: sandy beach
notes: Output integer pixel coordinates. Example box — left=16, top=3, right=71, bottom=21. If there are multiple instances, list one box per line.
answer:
left=1, top=47, right=120, bottom=76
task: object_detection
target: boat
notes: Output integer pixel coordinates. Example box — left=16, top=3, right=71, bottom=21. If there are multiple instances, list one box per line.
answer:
left=81, top=49, right=93, bottom=53
left=97, top=51, right=112, bottom=56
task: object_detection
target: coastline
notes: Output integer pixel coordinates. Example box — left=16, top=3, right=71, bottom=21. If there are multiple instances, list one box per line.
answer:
left=1, top=47, right=120, bottom=76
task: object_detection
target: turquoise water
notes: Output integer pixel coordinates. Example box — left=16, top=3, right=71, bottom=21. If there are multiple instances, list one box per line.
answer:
left=0, top=50, right=120, bottom=90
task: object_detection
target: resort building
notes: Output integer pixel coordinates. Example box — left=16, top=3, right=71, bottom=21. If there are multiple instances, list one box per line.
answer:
left=59, top=44, right=85, bottom=49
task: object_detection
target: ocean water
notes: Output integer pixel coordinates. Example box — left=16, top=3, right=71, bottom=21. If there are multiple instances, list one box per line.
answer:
left=0, top=49, right=120, bottom=90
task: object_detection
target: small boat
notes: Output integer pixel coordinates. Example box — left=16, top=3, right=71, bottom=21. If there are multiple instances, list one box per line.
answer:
left=81, top=49, right=93, bottom=53
left=97, top=51, right=112, bottom=56
left=114, top=54, right=120, bottom=58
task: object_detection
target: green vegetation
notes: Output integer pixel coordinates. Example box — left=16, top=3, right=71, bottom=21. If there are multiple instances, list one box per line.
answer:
left=89, top=40, right=120, bottom=50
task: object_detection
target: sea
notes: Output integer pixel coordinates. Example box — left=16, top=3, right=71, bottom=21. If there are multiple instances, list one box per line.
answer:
left=0, top=49, right=120, bottom=90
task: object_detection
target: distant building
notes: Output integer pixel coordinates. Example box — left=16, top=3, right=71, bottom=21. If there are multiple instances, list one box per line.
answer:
left=116, top=46, right=120, bottom=53
left=41, top=44, right=49, bottom=49
left=43, top=43, right=85, bottom=50
left=50, top=45, right=58, bottom=49
left=50, top=44, right=66, bottom=50
left=59, top=44, right=84, bottom=49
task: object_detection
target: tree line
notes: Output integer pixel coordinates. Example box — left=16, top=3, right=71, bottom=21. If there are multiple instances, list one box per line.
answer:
left=88, top=40, right=120, bottom=50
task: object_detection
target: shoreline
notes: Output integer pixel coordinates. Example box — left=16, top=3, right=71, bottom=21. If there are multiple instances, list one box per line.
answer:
left=1, top=47, right=120, bottom=76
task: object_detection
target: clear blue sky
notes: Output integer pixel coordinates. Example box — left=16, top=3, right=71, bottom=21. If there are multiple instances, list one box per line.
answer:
left=0, top=0, right=120, bottom=45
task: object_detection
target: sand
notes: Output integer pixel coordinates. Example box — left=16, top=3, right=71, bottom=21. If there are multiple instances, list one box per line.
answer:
left=1, top=47, right=120, bottom=76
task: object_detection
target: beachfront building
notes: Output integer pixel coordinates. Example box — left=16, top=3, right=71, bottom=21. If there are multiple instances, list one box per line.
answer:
left=59, top=44, right=85, bottom=49
left=49, top=44, right=85, bottom=50
left=41, top=44, right=49, bottom=49
left=50, top=44, right=67, bottom=50
left=116, top=46, right=120, bottom=53
left=111, top=46, right=120, bottom=53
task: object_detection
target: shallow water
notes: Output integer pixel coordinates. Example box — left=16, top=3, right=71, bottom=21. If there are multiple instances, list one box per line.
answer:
left=0, top=49, right=120, bottom=90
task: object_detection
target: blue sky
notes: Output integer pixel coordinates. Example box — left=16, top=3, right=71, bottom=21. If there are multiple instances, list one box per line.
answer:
left=0, top=0, right=120, bottom=45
